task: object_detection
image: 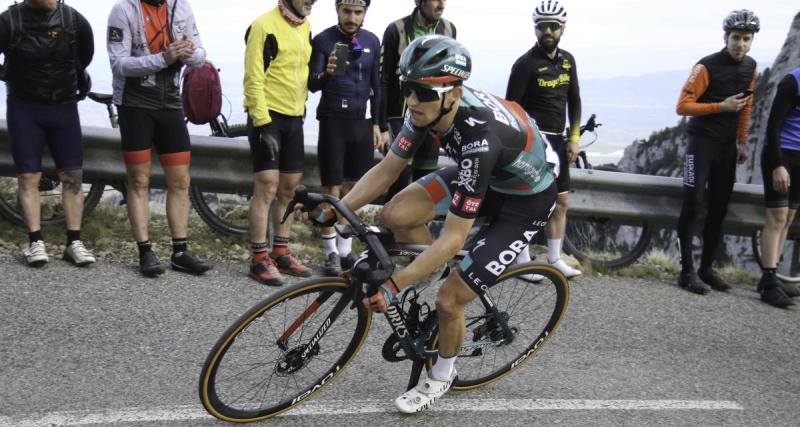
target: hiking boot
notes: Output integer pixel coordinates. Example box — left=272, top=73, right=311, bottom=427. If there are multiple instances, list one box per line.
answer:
left=677, top=270, right=710, bottom=295
left=340, top=252, right=358, bottom=270
left=139, top=251, right=165, bottom=277
left=63, top=240, right=96, bottom=267
left=272, top=251, right=311, bottom=277
left=395, top=369, right=457, bottom=413
left=757, top=274, right=795, bottom=308
left=323, top=252, right=341, bottom=276
left=249, top=256, right=283, bottom=286
left=697, top=269, right=732, bottom=292
left=23, top=240, right=49, bottom=267
left=171, top=251, right=212, bottom=275
left=549, top=259, right=582, bottom=278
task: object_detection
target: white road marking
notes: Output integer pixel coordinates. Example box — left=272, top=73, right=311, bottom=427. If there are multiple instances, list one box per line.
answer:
left=0, top=399, right=744, bottom=426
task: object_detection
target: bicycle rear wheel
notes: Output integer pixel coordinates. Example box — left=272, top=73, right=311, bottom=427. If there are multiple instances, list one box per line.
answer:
left=426, top=263, right=569, bottom=390
left=199, top=278, right=372, bottom=422
left=0, top=176, right=104, bottom=227
left=563, top=216, right=653, bottom=269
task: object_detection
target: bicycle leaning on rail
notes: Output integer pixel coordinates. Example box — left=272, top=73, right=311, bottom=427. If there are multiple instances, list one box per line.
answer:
left=199, top=185, right=570, bottom=422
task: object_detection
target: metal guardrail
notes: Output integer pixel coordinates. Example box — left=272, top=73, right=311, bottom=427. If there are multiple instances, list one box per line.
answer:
left=0, top=120, right=792, bottom=236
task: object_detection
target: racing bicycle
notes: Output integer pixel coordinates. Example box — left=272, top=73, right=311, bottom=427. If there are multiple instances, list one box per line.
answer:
left=199, top=186, right=570, bottom=422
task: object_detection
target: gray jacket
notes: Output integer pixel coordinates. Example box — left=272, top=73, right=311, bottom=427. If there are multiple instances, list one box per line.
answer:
left=107, top=0, right=205, bottom=109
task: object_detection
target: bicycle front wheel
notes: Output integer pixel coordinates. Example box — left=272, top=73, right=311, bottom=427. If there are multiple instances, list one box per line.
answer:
left=199, top=278, right=372, bottom=422
left=426, top=263, right=570, bottom=391
left=563, top=216, right=653, bottom=269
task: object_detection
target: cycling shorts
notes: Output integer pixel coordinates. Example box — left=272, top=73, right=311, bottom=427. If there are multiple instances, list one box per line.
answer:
left=416, top=166, right=557, bottom=295
left=543, top=132, right=570, bottom=193
left=7, top=99, right=83, bottom=174
left=118, top=105, right=191, bottom=166
left=762, top=147, right=800, bottom=209
left=248, top=111, right=305, bottom=173
left=317, top=117, right=374, bottom=186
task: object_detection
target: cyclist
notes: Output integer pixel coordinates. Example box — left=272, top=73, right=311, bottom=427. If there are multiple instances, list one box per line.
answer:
left=380, top=0, right=456, bottom=202
left=308, top=0, right=386, bottom=276
left=311, top=35, right=558, bottom=413
left=675, top=9, right=758, bottom=295
left=244, top=0, right=317, bottom=286
left=107, top=0, right=212, bottom=277
left=0, top=0, right=96, bottom=267
left=506, top=0, right=582, bottom=279
left=757, top=66, right=800, bottom=308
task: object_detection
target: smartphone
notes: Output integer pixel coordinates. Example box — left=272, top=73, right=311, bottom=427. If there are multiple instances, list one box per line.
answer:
left=333, top=42, right=349, bottom=76
left=743, top=89, right=753, bottom=97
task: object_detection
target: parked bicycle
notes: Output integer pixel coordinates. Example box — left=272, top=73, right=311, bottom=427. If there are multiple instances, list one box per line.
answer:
left=199, top=186, right=570, bottom=422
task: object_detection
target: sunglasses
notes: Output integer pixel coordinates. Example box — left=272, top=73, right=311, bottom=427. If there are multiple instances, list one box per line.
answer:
left=400, top=79, right=454, bottom=102
left=536, top=22, right=563, bottom=32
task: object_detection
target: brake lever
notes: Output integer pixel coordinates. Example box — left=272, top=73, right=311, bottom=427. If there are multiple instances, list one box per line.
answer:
left=280, top=200, right=297, bottom=224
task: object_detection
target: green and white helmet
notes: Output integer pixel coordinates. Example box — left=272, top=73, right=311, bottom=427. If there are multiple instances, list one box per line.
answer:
left=399, top=35, right=472, bottom=85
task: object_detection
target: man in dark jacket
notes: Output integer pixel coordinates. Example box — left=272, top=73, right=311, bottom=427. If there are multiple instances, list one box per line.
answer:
left=309, top=0, right=385, bottom=275
left=0, top=0, right=95, bottom=268
left=380, top=0, right=455, bottom=201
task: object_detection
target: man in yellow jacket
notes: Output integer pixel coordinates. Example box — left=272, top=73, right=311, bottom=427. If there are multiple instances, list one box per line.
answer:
left=244, top=0, right=317, bottom=286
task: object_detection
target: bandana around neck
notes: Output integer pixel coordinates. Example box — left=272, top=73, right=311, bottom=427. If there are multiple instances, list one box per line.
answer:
left=278, top=0, right=306, bottom=26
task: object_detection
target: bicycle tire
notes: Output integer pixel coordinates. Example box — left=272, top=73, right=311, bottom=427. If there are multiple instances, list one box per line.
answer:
left=0, top=177, right=104, bottom=227
left=750, top=230, right=800, bottom=283
left=189, top=123, right=250, bottom=236
left=425, top=263, right=569, bottom=391
left=563, top=216, right=653, bottom=269
left=199, top=278, right=372, bottom=422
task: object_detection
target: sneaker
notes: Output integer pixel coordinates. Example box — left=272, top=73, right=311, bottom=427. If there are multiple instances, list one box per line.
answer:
left=323, top=252, right=341, bottom=276
left=395, top=369, right=457, bottom=414
left=548, top=259, right=582, bottom=278
left=249, top=256, right=283, bottom=286
left=272, top=251, right=312, bottom=277
left=171, top=251, right=212, bottom=275
left=340, top=252, right=358, bottom=270
left=24, top=240, right=49, bottom=267
left=757, top=275, right=796, bottom=308
left=677, top=270, right=710, bottom=295
left=139, top=251, right=165, bottom=277
left=697, top=269, right=732, bottom=292
left=63, top=240, right=96, bottom=267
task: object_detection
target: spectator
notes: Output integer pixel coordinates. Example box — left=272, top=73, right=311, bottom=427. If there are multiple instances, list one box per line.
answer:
left=107, top=0, right=212, bottom=277
left=0, top=0, right=96, bottom=267
left=380, top=0, right=455, bottom=202
left=506, top=0, right=582, bottom=279
left=757, top=67, right=800, bottom=308
left=675, top=9, right=758, bottom=295
left=243, top=0, right=317, bottom=286
left=308, top=0, right=385, bottom=276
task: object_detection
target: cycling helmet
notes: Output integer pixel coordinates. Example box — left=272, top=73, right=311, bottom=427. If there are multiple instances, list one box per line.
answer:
left=336, top=0, right=370, bottom=6
left=399, top=35, right=471, bottom=85
left=532, top=0, right=567, bottom=24
left=722, top=9, right=760, bottom=33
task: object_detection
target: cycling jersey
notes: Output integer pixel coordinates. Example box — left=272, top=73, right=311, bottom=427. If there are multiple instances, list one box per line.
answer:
left=505, top=44, right=581, bottom=139
left=107, top=0, right=206, bottom=110
left=244, top=6, right=311, bottom=126
left=390, top=86, right=556, bottom=219
left=677, top=48, right=757, bottom=144
left=762, top=69, right=800, bottom=172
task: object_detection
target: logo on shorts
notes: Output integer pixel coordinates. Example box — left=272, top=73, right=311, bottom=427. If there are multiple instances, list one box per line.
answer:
left=485, top=229, right=538, bottom=276
left=463, top=197, right=482, bottom=214
left=108, top=27, right=123, bottom=43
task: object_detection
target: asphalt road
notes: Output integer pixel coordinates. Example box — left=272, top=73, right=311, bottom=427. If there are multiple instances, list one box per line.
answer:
left=1, top=254, right=798, bottom=426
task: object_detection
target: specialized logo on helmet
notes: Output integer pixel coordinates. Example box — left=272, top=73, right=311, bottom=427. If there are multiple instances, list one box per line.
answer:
left=442, top=64, right=470, bottom=79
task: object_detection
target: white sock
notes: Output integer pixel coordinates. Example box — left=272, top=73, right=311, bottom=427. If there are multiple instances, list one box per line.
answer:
left=321, top=233, right=338, bottom=256
left=516, top=245, right=531, bottom=264
left=337, top=235, right=352, bottom=257
left=547, top=239, right=562, bottom=263
left=430, top=355, right=456, bottom=381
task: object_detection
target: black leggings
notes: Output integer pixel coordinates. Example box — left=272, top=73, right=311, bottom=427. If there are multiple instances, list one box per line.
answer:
left=677, top=135, right=737, bottom=271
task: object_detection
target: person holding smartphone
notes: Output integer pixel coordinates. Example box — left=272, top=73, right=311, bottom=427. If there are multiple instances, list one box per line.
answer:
left=674, top=9, right=759, bottom=295
left=308, top=0, right=385, bottom=276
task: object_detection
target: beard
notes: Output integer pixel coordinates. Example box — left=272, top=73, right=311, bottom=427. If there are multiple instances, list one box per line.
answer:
left=537, top=35, right=561, bottom=53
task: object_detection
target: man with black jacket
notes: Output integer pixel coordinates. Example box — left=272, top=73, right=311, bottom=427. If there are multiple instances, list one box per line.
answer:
left=0, top=0, right=95, bottom=268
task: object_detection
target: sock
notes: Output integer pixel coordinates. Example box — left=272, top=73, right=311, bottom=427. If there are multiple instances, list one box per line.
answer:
left=516, top=245, right=531, bottom=264
left=66, top=230, right=80, bottom=246
left=172, top=238, right=188, bottom=255
left=251, top=241, right=269, bottom=260
left=137, top=241, right=152, bottom=259
left=547, top=239, right=562, bottom=263
left=430, top=355, right=456, bottom=381
left=271, top=236, right=289, bottom=256
left=29, top=230, right=43, bottom=243
left=321, top=233, right=338, bottom=256
left=337, top=235, right=353, bottom=257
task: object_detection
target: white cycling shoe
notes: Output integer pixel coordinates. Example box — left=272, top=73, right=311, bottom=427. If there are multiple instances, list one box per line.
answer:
left=395, top=369, right=457, bottom=414
left=64, top=240, right=96, bottom=267
left=549, top=259, right=582, bottom=278
left=24, top=240, right=49, bottom=267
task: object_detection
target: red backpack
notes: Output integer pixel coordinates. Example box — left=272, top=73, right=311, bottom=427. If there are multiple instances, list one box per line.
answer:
left=182, top=62, right=222, bottom=125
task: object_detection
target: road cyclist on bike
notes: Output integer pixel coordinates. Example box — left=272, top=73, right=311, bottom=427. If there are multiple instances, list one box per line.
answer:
left=308, top=35, right=559, bottom=413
